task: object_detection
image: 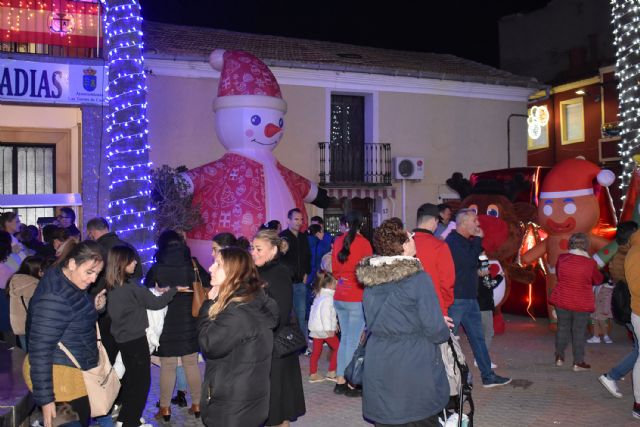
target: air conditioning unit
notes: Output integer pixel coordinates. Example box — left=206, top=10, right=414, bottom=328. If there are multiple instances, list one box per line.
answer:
left=393, top=157, right=424, bottom=180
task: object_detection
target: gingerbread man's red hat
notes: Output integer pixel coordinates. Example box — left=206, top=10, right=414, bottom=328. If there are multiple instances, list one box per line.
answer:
left=539, top=157, right=615, bottom=199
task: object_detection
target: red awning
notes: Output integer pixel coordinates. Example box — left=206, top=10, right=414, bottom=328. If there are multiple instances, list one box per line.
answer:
left=325, top=187, right=396, bottom=199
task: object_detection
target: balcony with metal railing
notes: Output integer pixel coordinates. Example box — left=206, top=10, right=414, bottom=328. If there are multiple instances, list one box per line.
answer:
left=318, top=142, right=392, bottom=187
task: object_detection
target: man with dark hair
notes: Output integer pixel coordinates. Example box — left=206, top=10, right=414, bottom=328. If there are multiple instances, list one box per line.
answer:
left=280, top=208, right=312, bottom=344
left=310, top=216, right=324, bottom=225
left=413, top=203, right=455, bottom=315
left=434, top=203, right=453, bottom=238
left=446, top=208, right=511, bottom=388
left=86, top=216, right=143, bottom=364
left=56, top=207, right=81, bottom=240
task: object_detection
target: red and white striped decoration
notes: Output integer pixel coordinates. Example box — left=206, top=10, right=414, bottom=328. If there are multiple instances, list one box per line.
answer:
left=0, top=0, right=101, bottom=48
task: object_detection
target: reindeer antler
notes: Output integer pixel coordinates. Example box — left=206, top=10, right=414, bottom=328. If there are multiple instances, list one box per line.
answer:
left=446, top=172, right=472, bottom=199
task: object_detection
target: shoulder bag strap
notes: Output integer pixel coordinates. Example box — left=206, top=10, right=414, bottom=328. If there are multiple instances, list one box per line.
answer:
left=20, top=296, right=28, bottom=311
left=57, top=342, right=82, bottom=369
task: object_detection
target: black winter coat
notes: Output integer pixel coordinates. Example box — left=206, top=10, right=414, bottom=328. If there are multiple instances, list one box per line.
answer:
left=258, top=259, right=306, bottom=425
left=279, top=229, right=311, bottom=283
left=27, top=266, right=98, bottom=406
left=144, top=244, right=210, bottom=357
left=198, top=291, right=279, bottom=427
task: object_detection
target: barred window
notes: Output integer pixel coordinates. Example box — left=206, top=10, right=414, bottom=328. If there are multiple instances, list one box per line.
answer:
left=0, top=144, right=56, bottom=226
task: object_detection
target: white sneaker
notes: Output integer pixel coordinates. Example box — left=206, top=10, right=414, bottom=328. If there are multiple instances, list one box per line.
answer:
left=473, top=359, right=498, bottom=369
left=599, top=374, right=623, bottom=398
left=586, top=336, right=601, bottom=344
left=603, top=335, right=613, bottom=344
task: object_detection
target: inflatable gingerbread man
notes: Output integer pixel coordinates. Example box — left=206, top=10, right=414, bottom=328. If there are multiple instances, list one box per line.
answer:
left=521, top=158, right=615, bottom=324
left=184, top=50, right=328, bottom=264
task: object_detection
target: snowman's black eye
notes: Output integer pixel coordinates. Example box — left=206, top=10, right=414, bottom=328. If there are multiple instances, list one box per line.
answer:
left=279, top=118, right=284, bottom=128
left=251, top=115, right=261, bottom=126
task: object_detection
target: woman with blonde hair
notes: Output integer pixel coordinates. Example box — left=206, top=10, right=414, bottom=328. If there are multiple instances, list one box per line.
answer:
left=198, top=247, right=278, bottom=427
left=251, top=229, right=306, bottom=426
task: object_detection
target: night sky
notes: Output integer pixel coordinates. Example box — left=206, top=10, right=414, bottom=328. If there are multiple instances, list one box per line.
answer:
left=139, top=0, right=552, bottom=68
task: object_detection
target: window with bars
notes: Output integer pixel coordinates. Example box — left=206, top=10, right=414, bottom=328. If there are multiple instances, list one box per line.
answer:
left=0, top=144, right=56, bottom=226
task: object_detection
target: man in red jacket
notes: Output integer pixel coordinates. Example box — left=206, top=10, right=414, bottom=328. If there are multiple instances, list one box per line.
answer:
left=413, top=203, right=455, bottom=315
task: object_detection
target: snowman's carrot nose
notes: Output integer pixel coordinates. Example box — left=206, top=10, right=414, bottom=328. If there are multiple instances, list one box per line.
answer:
left=264, top=123, right=282, bottom=138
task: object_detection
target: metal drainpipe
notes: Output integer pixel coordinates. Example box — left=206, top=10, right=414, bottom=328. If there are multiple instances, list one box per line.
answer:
left=507, top=113, right=529, bottom=168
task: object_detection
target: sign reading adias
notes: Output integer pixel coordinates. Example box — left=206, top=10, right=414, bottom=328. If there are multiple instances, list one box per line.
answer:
left=0, top=59, right=106, bottom=105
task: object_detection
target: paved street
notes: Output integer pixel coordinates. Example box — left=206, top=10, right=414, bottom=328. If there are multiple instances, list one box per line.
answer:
left=134, top=314, right=640, bottom=427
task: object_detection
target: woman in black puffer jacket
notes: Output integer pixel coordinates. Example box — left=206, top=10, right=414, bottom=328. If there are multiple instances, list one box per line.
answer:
left=144, top=230, right=209, bottom=422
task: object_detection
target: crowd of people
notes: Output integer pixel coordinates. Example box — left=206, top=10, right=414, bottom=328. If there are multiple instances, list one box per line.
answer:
left=4, top=200, right=640, bottom=426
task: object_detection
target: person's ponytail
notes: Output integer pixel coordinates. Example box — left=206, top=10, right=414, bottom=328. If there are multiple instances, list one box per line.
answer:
left=337, top=211, right=362, bottom=264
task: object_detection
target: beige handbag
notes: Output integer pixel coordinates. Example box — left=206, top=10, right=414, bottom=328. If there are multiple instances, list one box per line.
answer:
left=57, top=324, right=121, bottom=417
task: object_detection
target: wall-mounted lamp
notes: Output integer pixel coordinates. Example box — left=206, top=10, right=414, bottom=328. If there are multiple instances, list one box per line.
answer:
left=574, top=88, right=600, bottom=102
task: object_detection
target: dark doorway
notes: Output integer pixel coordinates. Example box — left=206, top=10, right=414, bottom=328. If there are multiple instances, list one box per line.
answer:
left=330, top=95, right=365, bottom=184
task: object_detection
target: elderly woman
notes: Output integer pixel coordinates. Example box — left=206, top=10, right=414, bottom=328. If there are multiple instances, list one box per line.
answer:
left=549, top=232, right=603, bottom=371
left=356, top=220, right=451, bottom=427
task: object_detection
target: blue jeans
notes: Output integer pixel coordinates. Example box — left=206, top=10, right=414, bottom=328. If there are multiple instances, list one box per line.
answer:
left=94, top=414, right=114, bottom=427
left=608, top=322, right=639, bottom=380
left=292, top=282, right=309, bottom=342
left=334, top=301, right=365, bottom=377
left=449, top=298, right=494, bottom=382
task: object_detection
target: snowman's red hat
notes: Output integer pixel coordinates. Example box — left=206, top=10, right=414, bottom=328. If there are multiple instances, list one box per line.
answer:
left=539, top=157, right=615, bottom=199
left=210, top=49, right=287, bottom=113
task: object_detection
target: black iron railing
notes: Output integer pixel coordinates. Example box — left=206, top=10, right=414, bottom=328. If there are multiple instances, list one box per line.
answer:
left=318, top=142, right=392, bottom=186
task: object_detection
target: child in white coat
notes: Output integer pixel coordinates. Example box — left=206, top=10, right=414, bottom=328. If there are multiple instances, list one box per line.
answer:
left=308, top=271, right=340, bottom=383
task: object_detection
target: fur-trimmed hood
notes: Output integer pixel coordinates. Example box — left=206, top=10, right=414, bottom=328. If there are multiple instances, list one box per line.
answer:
left=356, top=256, right=423, bottom=287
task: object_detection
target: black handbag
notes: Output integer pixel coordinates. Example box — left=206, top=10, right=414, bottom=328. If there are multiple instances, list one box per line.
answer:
left=344, top=336, right=367, bottom=386
left=273, top=322, right=307, bottom=358
left=344, top=294, right=390, bottom=386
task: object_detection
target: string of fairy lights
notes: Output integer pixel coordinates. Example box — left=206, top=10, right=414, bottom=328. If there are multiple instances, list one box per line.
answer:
left=101, top=0, right=155, bottom=266
left=611, top=0, right=640, bottom=197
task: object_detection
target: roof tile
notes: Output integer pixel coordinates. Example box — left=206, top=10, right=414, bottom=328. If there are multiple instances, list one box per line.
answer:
left=143, top=21, right=541, bottom=89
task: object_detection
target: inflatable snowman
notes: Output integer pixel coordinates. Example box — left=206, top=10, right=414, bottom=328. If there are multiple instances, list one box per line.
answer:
left=183, top=50, right=328, bottom=264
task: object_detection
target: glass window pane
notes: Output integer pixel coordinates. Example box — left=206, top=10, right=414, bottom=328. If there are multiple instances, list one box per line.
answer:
left=2, top=147, right=12, bottom=194
left=0, top=145, right=55, bottom=226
